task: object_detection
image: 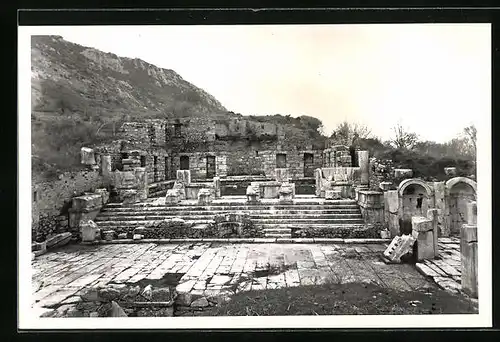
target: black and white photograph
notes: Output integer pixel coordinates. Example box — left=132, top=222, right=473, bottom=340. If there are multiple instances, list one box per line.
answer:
left=18, top=19, right=492, bottom=329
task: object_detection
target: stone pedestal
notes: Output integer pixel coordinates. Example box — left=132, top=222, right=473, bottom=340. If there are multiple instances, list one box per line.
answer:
left=246, top=184, right=259, bottom=203
left=358, top=190, right=384, bottom=224
left=427, top=208, right=439, bottom=257
left=134, top=167, right=148, bottom=200
left=165, top=189, right=181, bottom=205
left=460, top=224, right=478, bottom=298
left=80, top=220, right=99, bottom=242
left=325, top=189, right=341, bottom=200
left=279, top=182, right=294, bottom=204
left=198, top=188, right=213, bottom=205
left=172, top=182, right=186, bottom=200
left=411, top=216, right=436, bottom=261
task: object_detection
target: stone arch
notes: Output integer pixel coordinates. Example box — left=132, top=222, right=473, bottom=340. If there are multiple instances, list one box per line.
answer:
left=445, top=177, right=477, bottom=194
left=398, top=178, right=433, bottom=198
left=398, top=179, right=434, bottom=235
left=445, top=177, right=477, bottom=235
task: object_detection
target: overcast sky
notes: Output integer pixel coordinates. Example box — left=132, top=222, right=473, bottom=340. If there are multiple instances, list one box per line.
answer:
left=31, top=24, right=490, bottom=142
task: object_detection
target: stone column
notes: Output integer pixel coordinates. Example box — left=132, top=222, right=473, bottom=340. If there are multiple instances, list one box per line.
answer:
left=101, top=155, right=112, bottom=178
left=213, top=176, right=221, bottom=198
left=461, top=224, right=478, bottom=298
left=357, top=150, right=369, bottom=187
left=134, top=167, right=148, bottom=200
left=427, top=208, right=439, bottom=257
left=314, top=168, right=322, bottom=197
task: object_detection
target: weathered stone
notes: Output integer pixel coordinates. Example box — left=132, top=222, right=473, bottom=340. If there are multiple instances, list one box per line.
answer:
left=141, top=284, right=153, bottom=300
left=32, top=241, right=47, bottom=252
left=394, top=169, right=413, bottom=179
left=98, top=287, right=120, bottom=301
left=165, top=189, right=181, bottom=205
left=379, top=181, right=393, bottom=191
left=198, top=188, right=213, bottom=205
left=117, top=233, right=127, bottom=239
left=383, top=234, right=416, bottom=263
left=103, top=230, right=115, bottom=241
left=120, top=189, right=140, bottom=204
left=133, top=234, right=143, bottom=240
left=80, top=220, right=99, bottom=242
left=357, top=150, right=370, bottom=186
left=176, top=170, right=191, bottom=185
left=110, top=301, right=128, bottom=317
left=101, top=155, right=112, bottom=177
left=411, top=216, right=436, bottom=261
left=72, top=194, right=103, bottom=212
left=46, top=232, right=72, bottom=249
left=461, top=224, right=478, bottom=297
left=80, top=287, right=101, bottom=302
left=444, top=167, right=457, bottom=177
left=89, top=312, right=99, bottom=317
left=175, top=292, right=193, bottom=306
left=134, top=227, right=147, bottom=235
left=275, top=168, right=290, bottom=183
left=466, top=201, right=477, bottom=225
left=81, top=147, right=96, bottom=165
left=213, top=176, right=221, bottom=198
left=114, top=170, right=138, bottom=189
left=190, top=297, right=209, bottom=307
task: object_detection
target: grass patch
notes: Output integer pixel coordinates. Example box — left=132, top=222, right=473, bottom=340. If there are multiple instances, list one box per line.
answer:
left=208, top=282, right=477, bottom=316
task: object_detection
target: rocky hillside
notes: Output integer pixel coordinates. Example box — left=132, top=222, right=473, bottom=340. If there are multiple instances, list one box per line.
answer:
left=31, top=35, right=229, bottom=179
left=31, top=35, right=227, bottom=118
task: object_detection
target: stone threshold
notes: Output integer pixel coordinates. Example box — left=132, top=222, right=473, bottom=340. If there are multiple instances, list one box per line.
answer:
left=81, top=237, right=391, bottom=245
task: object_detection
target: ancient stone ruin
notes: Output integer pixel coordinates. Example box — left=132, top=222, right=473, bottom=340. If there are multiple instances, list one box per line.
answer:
left=31, top=117, right=479, bottom=300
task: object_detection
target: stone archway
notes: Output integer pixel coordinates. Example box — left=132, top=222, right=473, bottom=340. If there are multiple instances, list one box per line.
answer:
left=398, top=179, right=434, bottom=234
left=446, top=177, right=477, bottom=235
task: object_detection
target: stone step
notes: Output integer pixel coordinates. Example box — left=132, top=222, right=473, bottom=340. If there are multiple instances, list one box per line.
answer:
left=101, top=204, right=360, bottom=211
left=99, top=208, right=361, bottom=215
left=104, top=199, right=358, bottom=208
left=264, top=233, right=291, bottom=238
left=263, top=228, right=292, bottom=233
left=252, top=218, right=365, bottom=224
left=259, top=223, right=366, bottom=229
left=94, top=213, right=363, bottom=222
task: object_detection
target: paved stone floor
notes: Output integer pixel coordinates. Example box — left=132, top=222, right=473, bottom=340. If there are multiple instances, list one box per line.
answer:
left=32, top=240, right=465, bottom=313
left=416, top=237, right=463, bottom=293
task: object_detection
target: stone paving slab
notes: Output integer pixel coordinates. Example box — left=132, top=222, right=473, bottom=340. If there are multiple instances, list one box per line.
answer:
left=415, top=239, right=463, bottom=294
left=32, top=239, right=463, bottom=311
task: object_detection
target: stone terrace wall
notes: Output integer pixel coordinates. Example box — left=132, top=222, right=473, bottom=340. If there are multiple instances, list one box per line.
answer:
left=32, top=169, right=108, bottom=241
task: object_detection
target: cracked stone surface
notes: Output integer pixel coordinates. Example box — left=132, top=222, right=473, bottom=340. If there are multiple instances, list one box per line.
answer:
left=31, top=240, right=460, bottom=313
left=415, top=237, right=463, bottom=294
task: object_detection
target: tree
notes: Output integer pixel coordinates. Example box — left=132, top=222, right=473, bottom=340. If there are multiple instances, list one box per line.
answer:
left=329, top=121, right=372, bottom=147
left=463, top=125, right=477, bottom=157
left=390, top=123, right=419, bottom=150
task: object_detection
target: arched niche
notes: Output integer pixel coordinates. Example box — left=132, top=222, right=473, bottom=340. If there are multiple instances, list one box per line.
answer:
left=398, top=179, right=434, bottom=234
left=445, top=177, right=477, bottom=235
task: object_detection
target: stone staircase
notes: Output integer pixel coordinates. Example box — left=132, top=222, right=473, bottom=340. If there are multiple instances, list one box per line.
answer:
left=94, top=197, right=365, bottom=238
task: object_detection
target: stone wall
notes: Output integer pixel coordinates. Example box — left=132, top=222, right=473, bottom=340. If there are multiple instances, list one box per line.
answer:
left=170, top=149, right=322, bottom=180
left=32, top=169, right=108, bottom=241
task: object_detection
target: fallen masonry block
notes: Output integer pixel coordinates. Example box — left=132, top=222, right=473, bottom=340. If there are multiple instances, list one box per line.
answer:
left=382, top=234, right=416, bottom=264
left=117, top=233, right=128, bottom=239
left=133, top=234, right=143, bottom=240
left=46, top=232, right=72, bottom=249
left=32, top=241, right=47, bottom=252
